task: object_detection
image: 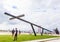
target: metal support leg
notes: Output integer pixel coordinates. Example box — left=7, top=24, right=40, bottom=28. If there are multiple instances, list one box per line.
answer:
left=31, top=24, right=36, bottom=36
left=41, top=28, right=44, bottom=36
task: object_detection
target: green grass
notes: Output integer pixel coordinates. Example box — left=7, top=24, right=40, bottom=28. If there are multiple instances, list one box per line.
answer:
left=0, top=34, right=59, bottom=42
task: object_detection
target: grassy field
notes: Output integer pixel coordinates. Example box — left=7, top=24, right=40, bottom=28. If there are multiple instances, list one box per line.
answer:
left=0, top=34, right=59, bottom=42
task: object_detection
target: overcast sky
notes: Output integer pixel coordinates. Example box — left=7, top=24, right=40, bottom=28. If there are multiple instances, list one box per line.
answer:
left=0, top=0, right=60, bottom=32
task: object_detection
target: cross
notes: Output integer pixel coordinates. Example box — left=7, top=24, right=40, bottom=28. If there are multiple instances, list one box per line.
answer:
left=4, top=12, right=52, bottom=36
left=9, top=14, right=24, bottom=20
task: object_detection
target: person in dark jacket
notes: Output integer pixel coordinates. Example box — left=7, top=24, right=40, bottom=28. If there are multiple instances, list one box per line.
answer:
left=12, top=28, right=15, bottom=36
left=54, top=28, right=59, bottom=34
left=14, top=28, right=18, bottom=41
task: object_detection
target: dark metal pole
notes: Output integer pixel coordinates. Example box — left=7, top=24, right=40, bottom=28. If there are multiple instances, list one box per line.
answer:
left=41, top=28, right=44, bottom=36
left=30, top=24, right=36, bottom=36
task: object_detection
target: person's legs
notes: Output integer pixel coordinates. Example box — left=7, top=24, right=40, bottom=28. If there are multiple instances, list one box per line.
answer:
left=15, top=36, right=17, bottom=40
left=14, top=35, right=17, bottom=41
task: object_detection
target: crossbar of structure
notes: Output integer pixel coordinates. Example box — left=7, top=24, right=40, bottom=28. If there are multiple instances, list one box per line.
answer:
left=4, top=12, right=52, bottom=36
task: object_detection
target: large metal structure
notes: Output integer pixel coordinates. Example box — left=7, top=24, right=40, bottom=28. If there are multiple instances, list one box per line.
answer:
left=4, top=12, right=52, bottom=36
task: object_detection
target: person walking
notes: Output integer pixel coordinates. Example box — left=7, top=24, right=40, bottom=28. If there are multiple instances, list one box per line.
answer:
left=14, top=28, right=18, bottom=41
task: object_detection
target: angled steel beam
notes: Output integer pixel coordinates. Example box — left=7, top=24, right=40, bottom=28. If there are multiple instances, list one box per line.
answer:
left=30, top=24, right=36, bottom=36
left=4, top=12, right=52, bottom=34
left=9, top=14, right=24, bottom=20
